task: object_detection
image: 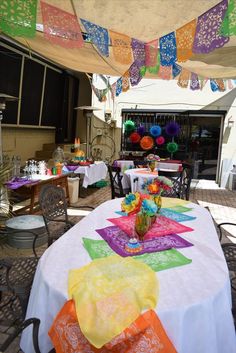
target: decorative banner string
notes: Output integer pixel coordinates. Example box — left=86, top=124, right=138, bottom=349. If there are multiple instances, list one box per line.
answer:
left=109, top=30, right=133, bottom=64
left=159, top=32, right=177, bottom=66
left=176, top=19, right=196, bottom=62
left=220, top=0, right=236, bottom=36
left=81, top=18, right=109, bottom=56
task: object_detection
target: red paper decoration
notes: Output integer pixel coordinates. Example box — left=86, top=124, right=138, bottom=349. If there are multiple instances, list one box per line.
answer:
left=156, top=136, right=165, bottom=145
left=130, top=132, right=141, bottom=144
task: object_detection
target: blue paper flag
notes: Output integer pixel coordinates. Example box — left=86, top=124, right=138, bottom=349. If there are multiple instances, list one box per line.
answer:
left=81, top=19, right=109, bottom=57
left=160, top=32, right=177, bottom=66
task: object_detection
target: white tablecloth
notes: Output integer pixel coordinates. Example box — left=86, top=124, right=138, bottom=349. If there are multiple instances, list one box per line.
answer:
left=125, top=168, right=182, bottom=193
left=73, top=161, right=107, bottom=188
left=21, top=199, right=236, bottom=353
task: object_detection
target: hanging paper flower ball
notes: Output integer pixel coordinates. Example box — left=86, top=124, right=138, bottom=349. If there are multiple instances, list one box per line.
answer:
left=156, top=136, right=165, bottom=145
left=165, top=121, right=181, bottom=137
left=167, top=142, right=178, bottom=153
left=124, top=120, right=135, bottom=133
left=137, top=125, right=146, bottom=136
left=140, top=136, right=154, bottom=150
left=129, top=132, right=141, bottom=143
left=150, top=125, right=162, bottom=137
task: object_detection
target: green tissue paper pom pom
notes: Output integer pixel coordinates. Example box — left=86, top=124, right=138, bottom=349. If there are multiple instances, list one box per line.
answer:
left=167, top=142, right=178, bottom=153
left=124, top=120, right=135, bottom=132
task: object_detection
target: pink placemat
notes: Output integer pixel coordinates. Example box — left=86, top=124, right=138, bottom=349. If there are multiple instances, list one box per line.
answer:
left=107, top=214, right=193, bottom=240
left=135, top=170, right=158, bottom=175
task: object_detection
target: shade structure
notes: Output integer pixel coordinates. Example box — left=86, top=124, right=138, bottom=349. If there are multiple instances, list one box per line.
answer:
left=2, top=0, right=235, bottom=79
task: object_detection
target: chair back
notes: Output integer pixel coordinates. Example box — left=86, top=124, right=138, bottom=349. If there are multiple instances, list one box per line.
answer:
left=134, top=160, right=148, bottom=168
left=108, top=165, right=126, bottom=199
left=181, top=163, right=193, bottom=200
left=161, top=177, right=186, bottom=199
left=39, top=184, right=69, bottom=222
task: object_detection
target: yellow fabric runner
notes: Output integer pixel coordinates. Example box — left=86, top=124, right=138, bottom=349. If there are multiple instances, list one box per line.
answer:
left=68, top=255, right=158, bottom=348
left=162, top=197, right=191, bottom=208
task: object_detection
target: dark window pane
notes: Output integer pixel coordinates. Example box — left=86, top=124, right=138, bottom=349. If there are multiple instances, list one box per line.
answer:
left=41, top=68, right=64, bottom=127
left=20, top=58, right=44, bottom=125
left=0, top=44, right=22, bottom=124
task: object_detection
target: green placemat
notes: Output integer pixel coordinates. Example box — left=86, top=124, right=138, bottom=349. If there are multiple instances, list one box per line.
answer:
left=82, top=238, right=192, bottom=272
left=168, top=205, right=193, bottom=213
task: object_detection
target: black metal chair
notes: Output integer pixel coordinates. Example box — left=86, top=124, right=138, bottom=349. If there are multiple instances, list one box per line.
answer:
left=180, top=163, right=193, bottom=201
left=221, top=243, right=236, bottom=326
left=0, top=229, right=39, bottom=320
left=161, top=177, right=186, bottom=200
left=39, top=184, right=94, bottom=246
left=39, top=184, right=75, bottom=246
left=0, top=317, right=41, bottom=353
left=133, top=160, right=148, bottom=168
left=107, top=165, right=131, bottom=199
left=217, top=223, right=236, bottom=243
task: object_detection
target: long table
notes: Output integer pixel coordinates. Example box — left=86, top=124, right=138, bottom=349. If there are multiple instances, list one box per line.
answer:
left=8, top=173, right=70, bottom=214
left=21, top=198, right=236, bottom=353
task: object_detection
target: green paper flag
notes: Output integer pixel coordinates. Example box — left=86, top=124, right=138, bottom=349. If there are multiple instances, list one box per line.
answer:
left=83, top=237, right=192, bottom=272
left=220, top=0, right=236, bottom=36
left=0, top=0, right=37, bottom=37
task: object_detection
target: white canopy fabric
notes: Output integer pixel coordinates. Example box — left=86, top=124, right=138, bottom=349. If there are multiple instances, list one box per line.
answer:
left=5, top=0, right=236, bottom=78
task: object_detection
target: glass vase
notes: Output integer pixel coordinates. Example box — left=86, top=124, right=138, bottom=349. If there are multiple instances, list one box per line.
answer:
left=153, top=195, right=162, bottom=213
left=135, top=212, right=156, bottom=241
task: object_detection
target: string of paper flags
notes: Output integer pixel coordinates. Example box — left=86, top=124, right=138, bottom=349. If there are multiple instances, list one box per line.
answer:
left=0, top=0, right=236, bottom=99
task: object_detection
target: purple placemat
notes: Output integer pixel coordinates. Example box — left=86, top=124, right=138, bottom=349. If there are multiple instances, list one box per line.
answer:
left=108, top=214, right=194, bottom=240
left=65, top=165, right=79, bottom=171
left=96, top=225, right=193, bottom=256
left=5, top=177, right=40, bottom=190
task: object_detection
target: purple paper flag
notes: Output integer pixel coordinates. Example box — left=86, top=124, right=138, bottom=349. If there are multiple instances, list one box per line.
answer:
left=96, top=225, right=193, bottom=257
left=131, top=38, right=146, bottom=68
left=190, top=72, right=200, bottom=90
left=129, top=62, right=142, bottom=86
left=193, top=0, right=229, bottom=54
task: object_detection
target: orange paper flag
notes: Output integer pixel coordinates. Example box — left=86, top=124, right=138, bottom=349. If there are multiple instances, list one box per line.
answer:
left=49, top=299, right=177, bottom=353
left=110, top=30, right=133, bottom=65
left=176, top=19, right=197, bottom=62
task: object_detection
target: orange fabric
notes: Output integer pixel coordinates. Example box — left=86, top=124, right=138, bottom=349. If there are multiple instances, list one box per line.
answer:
left=109, top=30, right=133, bottom=65
left=49, top=299, right=177, bottom=353
left=176, top=19, right=197, bottom=62
left=136, top=170, right=158, bottom=175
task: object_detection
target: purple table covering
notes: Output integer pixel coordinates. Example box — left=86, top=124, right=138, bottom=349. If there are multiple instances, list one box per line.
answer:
left=65, top=165, right=79, bottom=172
left=5, top=177, right=40, bottom=190
left=96, top=225, right=193, bottom=256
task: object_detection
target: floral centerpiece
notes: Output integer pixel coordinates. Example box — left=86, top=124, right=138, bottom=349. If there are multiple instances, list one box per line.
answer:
left=121, top=192, right=141, bottom=215
left=146, top=154, right=160, bottom=172
left=141, top=176, right=173, bottom=211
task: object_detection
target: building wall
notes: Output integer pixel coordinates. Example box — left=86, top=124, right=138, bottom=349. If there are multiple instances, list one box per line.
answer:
left=2, top=127, right=55, bottom=163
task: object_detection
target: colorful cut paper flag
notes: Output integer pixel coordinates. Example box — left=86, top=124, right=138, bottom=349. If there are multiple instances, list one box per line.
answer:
left=177, top=68, right=190, bottom=88
left=122, top=70, right=130, bottom=92
left=168, top=205, right=193, bottom=213
left=131, top=38, right=146, bottom=68
left=107, top=214, right=193, bottom=240
left=215, top=78, right=226, bottom=92
left=41, top=1, right=84, bottom=48
left=116, top=77, right=123, bottom=96
left=81, top=18, right=109, bottom=56
left=220, top=0, right=236, bottom=36
left=129, top=62, right=143, bottom=86
left=0, top=0, right=37, bottom=37
left=159, top=32, right=177, bottom=66
left=109, top=30, right=133, bottom=64
left=193, top=0, right=229, bottom=53
left=95, top=225, right=193, bottom=256
left=158, top=65, right=172, bottom=80
left=176, top=19, right=197, bottom=62
left=83, top=238, right=192, bottom=272
left=49, top=301, right=178, bottom=353
left=210, top=79, right=219, bottom=92
left=190, top=72, right=200, bottom=91
left=145, top=39, right=159, bottom=67
left=172, top=63, right=182, bottom=78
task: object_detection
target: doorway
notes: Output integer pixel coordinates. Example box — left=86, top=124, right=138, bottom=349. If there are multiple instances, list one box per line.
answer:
left=189, top=115, right=223, bottom=180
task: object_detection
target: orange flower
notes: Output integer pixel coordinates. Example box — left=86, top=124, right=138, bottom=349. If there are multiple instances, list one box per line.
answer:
left=147, top=183, right=160, bottom=194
